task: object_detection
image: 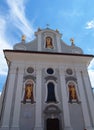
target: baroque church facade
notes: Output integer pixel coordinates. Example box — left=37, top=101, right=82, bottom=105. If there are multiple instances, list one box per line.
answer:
left=0, top=27, right=94, bottom=130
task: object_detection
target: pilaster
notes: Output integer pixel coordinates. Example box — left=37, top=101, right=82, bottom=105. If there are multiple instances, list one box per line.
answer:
left=75, top=68, right=92, bottom=129
left=56, top=34, right=61, bottom=52
left=0, top=64, right=17, bottom=129
left=34, top=65, right=43, bottom=130
left=82, top=68, right=94, bottom=127
left=11, top=66, right=24, bottom=130
left=59, top=67, right=73, bottom=130
left=37, top=33, right=42, bottom=51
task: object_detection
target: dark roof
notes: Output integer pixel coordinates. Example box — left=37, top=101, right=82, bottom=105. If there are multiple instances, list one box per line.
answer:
left=3, top=49, right=94, bottom=58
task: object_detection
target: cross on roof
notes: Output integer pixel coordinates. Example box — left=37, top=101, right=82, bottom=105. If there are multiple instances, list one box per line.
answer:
left=46, top=24, right=50, bottom=28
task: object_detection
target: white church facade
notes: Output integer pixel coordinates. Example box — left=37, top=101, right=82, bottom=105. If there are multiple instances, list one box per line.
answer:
left=0, top=27, right=94, bottom=130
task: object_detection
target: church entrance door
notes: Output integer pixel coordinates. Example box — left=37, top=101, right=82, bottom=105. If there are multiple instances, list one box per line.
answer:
left=46, top=118, right=60, bottom=130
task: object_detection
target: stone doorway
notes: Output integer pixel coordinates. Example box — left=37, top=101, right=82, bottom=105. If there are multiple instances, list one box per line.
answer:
left=46, top=118, right=60, bottom=130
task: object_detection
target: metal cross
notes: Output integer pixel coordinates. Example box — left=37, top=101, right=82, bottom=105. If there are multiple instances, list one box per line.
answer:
left=46, top=24, right=50, bottom=28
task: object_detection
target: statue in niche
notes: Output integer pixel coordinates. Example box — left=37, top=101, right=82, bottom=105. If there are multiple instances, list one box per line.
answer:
left=68, top=82, right=78, bottom=102
left=23, top=82, right=34, bottom=104
left=45, top=37, right=53, bottom=49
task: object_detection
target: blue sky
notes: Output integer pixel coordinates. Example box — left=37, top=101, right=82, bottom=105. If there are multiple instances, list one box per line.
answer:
left=0, top=0, right=94, bottom=93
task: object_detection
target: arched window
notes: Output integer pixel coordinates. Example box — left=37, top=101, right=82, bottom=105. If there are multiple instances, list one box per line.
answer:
left=68, top=82, right=78, bottom=103
left=23, top=81, right=35, bottom=104
left=46, top=82, right=57, bottom=103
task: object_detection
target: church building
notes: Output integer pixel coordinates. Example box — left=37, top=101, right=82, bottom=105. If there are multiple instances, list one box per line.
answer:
left=0, top=27, right=94, bottom=130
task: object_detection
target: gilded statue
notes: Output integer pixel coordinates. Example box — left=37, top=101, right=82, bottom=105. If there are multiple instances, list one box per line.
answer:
left=23, top=83, right=34, bottom=103
left=70, top=38, right=74, bottom=46
left=68, top=83, right=78, bottom=102
left=22, top=35, right=26, bottom=41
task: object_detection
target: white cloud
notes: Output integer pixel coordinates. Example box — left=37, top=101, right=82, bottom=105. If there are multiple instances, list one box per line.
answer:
left=0, top=17, right=12, bottom=75
left=88, top=69, right=94, bottom=88
left=88, top=59, right=94, bottom=88
left=0, top=0, right=35, bottom=76
left=85, top=20, right=94, bottom=29
left=88, top=58, right=94, bottom=69
left=7, top=0, right=35, bottom=40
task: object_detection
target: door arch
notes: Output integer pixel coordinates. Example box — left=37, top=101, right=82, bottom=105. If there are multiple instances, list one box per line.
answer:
left=44, top=105, right=61, bottom=130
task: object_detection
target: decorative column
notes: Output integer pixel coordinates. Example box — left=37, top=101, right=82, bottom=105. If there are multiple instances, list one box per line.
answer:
left=82, top=68, right=94, bottom=128
left=37, top=33, right=42, bottom=51
left=75, top=67, right=93, bottom=130
left=56, top=34, right=62, bottom=52
left=0, top=64, right=17, bottom=130
left=34, top=65, right=43, bottom=130
left=11, top=66, right=24, bottom=130
left=59, top=66, right=73, bottom=130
